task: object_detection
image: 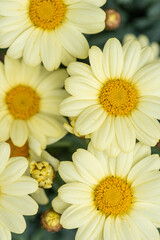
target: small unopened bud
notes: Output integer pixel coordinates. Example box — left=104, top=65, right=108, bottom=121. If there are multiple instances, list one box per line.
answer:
left=105, top=9, right=121, bottom=30
left=41, top=209, right=62, bottom=232
left=30, top=161, right=56, bottom=188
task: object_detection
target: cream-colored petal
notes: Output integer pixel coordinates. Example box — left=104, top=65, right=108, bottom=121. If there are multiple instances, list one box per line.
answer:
left=103, top=38, right=123, bottom=79
left=41, top=31, right=62, bottom=71
left=10, top=120, right=28, bottom=147
left=31, top=188, right=49, bottom=205
left=73, top=149, right=105, bottom=185
left=116, top=151, right=133, bottom=178
left=91, top=115, right=115, bottom=151
left=60, top=203, right=96, bottom=229
left=104, top=216, right=118, bottom=240
left=115, top=116, right=136, bottom=153
left=130, top=110, right=160, bottom=146
left=61, top=48, right=76, bottom=66
left=56, top=23, right=89, bottom=59
left=75, top=105, right=106, bottom=135
left=23, top=28, right=43, bottom=67
left=128, top=155, right=160, bottom=183
left=0, top=223, right=11, bottom=240
left=137, top=96, right=160, bottom=119
left=52, top=196, right=70, bottom=214
left=67, top=61, right=93, bottom=77
left=58, top=182, right=93, bottom=204
left=7, top=27, right=35, bottom=59
left=41, top=150, right=59, bottom=171
left=75, top=212, right=105, bottom=240
left=0, top=142, right=10, bottom=175
left=89, top=46, right=106, bottom=83
left=132, top=142, right=151, bottom=166
left=0, top=114, right=13, bottom=142
left=1, top=176, right=38, bottom=195
left=136, top=46, right=154, bottom=71
left=0, top=28, right=26, bottom=48
left=0, top=194, right=38, bottom=215
left=129, top=209, right=159, bottom=240
left=121, top=40, right=141, bottom=80
left=60, top=96, right=97, bottom=117
left=115, top=215, right=134, bottom=240
left=58, top=161, right=85, bottom=183
left=79, top=0, right=106, bottom=7
left=106, top=137, right=121, bottom=158
left=0, top=207, right=26, bottom=234
left=0, top=157, right=28, bottom=184
left=67, top=3, right=105, bottom=34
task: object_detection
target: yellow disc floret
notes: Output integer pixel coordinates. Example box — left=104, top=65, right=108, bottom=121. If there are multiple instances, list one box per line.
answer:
left=30, top=161, right=55, bottom=189
left=5, top=85, right=40, bottom=120
left=7, top=139, right=29, bottom=158
left=94, top=177, right=132, bottom=216
left=99, top=80, right=137, bottom=116
left=29, top=0, right=66, bottom=30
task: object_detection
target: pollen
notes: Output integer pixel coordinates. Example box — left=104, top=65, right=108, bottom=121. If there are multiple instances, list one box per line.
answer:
left=29, top=0, right=66, bottom=30
left=94, top=177, right=132, bottom=216
left=30, top=161, right=56, bottom=189
left=7, top=139, right=29, bottom=158
left=5, top=85, right=40, bottom=120
left=99, top=80, right=137, bottom=116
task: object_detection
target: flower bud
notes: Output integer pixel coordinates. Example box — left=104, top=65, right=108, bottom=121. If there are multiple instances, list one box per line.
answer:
left=41, top=209, right=62, bottom=232
left=105, top=9, right=121, bottom=30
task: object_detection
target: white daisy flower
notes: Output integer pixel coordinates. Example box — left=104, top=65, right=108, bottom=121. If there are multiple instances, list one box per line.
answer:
left=0, top=142, right=38, bottom=240
left=60, top=38, right=160, bottom=156
left=0, top=56, right=68, bottom=149
left=6, top=137, right=60, bottom=205
left=53, top=142, right=160, bottom=240
left=0, top=0, right=106, bottom=71
left=123, top=33, right=160, bottom=59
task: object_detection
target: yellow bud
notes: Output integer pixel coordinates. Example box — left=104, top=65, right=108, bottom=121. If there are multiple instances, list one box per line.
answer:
left=105, top=9, right=121, bottom=31
left=41, top=209, right=62, bottom=232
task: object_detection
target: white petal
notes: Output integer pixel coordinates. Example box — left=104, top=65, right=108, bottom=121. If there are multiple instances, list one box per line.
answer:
left=103, top=38, right=123, bottom=79
left=136, top=46, right=154, bottom=71
left=76, top=0, right=106, bottom=7
left=1, top=176, right=38, bottom=195
left=132, top=142, right=151, bottom=166
left=10, top=120, right=28, bottom=147
left=0, top=142, right=10, bottom=175
left=61, top=48, right=76, bottom=66
left=137, top=96, right=160, bottom=119
left=0, top=194, right=38, bottom=215
left=56, top=23, right=89, bottom=58
left=0, top=28, right=26, bottom=48
left=0, top=157, right=28, bottom=184
left=58, top=182, right=93, bottom=204
left=52, top=196, right=70, bottom=214
left=60, top=96, right=98, bottom=117
left=0, top=114, right=13, bottom=142
left=41, top=31, right=62, bottom=71
left=75, top=212, right=105, bottom=240
left=104, top=216, right=118, bottom=240
left=75, top=105, right=106, bottom=135
left=73, top=149, right=105, bottom=185
left=0, top=224, right=11, bottom=240
left=31, top=188, right=49, bottom=205
left=116, top=151, right=133, bottom=178
left=23, top=28, right=43, bottom=67
left=121, top=40, right=141, bottom=80
left=59, top=161, right=85, bottom=183
left=67, top=61, right=93, bottom=77
left=0, top=206, right=26, bottom=234
left=115, top=215, right=134, bottom=240
left=115, top=116, right=136, bottom=152
left=91, top=115, right=115, bottom=150
left=61, top=203, right=95, bottom=229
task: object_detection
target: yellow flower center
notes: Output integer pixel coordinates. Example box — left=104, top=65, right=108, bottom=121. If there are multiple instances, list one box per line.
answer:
left=99, top=80, right=137, bottom=116
left=5, top=85, right=40, bottom=120
left=29, top=0, right=66, bottom=30
left=94, top=177, right=132, bottom=216
left=30, top=161, right=55, bottom=189
left=7, top=139, right=29, bottom=158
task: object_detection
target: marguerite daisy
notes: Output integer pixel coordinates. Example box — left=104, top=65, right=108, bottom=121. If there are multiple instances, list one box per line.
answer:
left=0, top=56, right=68, bottom=149
left=0, top=0, right=106, bottom=71
left=60, top=38, right=160, bottom=156
left=6, top=137, right=59, bottom=205
left=0, top=142, right=38, bottom=240
left=53, top=142, right=160, bottom=240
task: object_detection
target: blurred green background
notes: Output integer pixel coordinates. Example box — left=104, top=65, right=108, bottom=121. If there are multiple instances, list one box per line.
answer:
left=0, top=0, right=159, bottom=239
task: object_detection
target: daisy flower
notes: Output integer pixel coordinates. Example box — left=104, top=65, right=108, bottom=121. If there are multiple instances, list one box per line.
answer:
left=60, top=38, right=160, bottom=156
left=53, top=142, right=160, bottom=240
left=0, top=0, right=106, bottom=71
left=0, top=56, right=68, bottom=149
left=7, top=137, right=60, bottom=205
left=123, top=33, right=160, bottom=59
left=0, top=142, right=38, bottom=240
